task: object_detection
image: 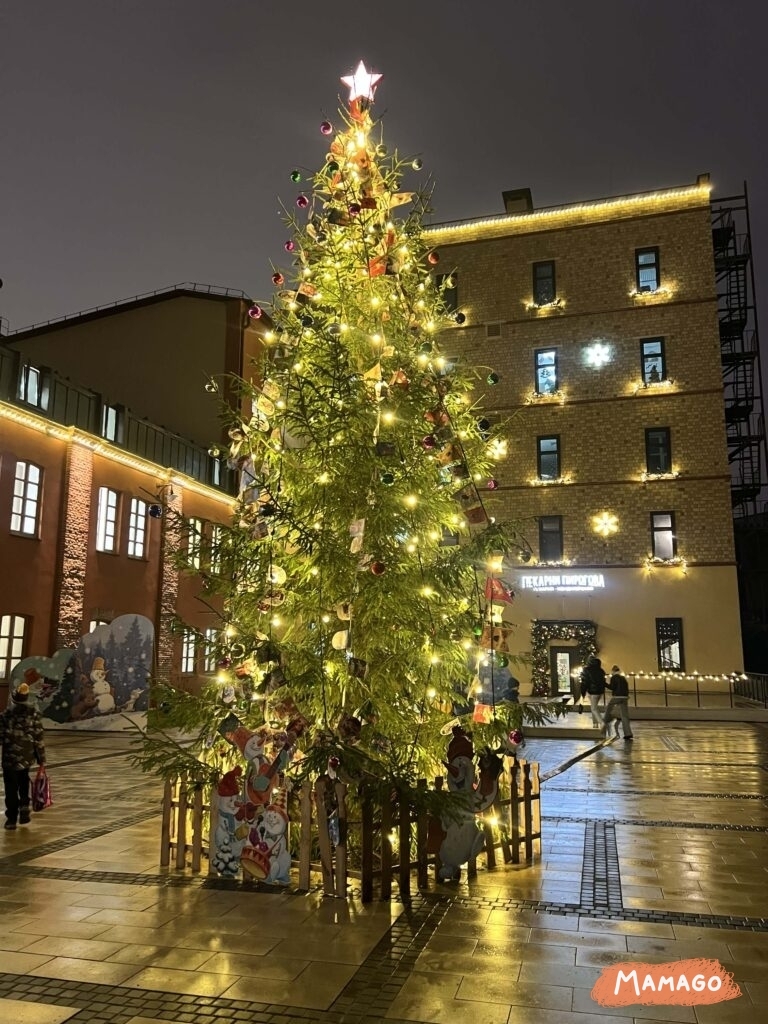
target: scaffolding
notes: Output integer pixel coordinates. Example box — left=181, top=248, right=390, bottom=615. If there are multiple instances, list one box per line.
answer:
left=711, top=184, right=767, bottom=518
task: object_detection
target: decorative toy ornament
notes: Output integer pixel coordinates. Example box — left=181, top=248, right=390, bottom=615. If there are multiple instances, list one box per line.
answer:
left=320, top=120, right=333, bottom=135
left=412, top=157, right=424, bottom=170
left=284, top=240, right=296, bottom=252
left=487, top=371, right=500, bottom=385
left=487, top=478, right=499, bottom=490
left=290, top=170, right=302, bottom=182
left=204, top=378, right=218, bottom=393
left=454, top=312, right=466, bottom=325
left=296, top=194, right=309, bottom=209
left=370, top=560, right=387, bottom=576
left=421, top=434, right=437, bottom=450
left=427, top=251, right=439, bottom=265
left=148, top=504, right=163, bottom=519
left=247, top=305, right=262, bottom=319
left=272, top=272, right=284, bottom=286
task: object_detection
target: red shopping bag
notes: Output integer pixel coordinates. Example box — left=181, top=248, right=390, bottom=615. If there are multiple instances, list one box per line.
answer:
left=32, top=766, right=52, bottom=812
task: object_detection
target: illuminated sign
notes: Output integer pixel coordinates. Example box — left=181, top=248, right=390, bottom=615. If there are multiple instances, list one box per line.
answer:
left=520, top=573, right=605, bottom=592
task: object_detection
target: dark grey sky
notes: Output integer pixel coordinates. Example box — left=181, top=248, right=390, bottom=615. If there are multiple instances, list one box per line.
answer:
left=1, top=0, right=767, bottom=331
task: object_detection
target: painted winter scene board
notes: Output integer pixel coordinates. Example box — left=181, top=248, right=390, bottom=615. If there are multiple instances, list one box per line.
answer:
left=11, top=614, right=153, bottom=730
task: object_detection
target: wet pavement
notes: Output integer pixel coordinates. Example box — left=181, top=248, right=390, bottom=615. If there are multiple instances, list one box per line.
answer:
left=1, top=721, right=767, bottom=1023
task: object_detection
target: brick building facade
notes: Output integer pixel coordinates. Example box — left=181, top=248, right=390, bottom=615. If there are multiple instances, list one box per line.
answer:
left=427, top=177, right=745, bottom=692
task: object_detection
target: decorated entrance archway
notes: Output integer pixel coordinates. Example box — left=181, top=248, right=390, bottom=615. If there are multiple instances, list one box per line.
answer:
left=530, top=620, right=598, bottom=696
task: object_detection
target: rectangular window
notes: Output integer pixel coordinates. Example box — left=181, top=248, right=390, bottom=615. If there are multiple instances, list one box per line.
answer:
left=656, top=617, right=685, bottom=672
left=537, top=436, right=560, bottom=480
left=181, top=630, right=196, bottom=674
left=17, top=364, right=49, bottom=410
left=636, top=247, right=660, bottom=292
left=651, top=511, right=677, bottom=559
left=535, top=349, right=558, bottom=394
left=10, top=461, right=42, bottom=537
left=641, top=337, right=666, bottom=384
left=435, top=273, right=458, bottom=313
left=203, top=627, right=218, bottom=673
left=532, top=261, right=556, bottom=305
left=187, top=517, right=203, bottom=570
left=127, top=498, right=148, bottom=558
left=96, top=487, right=119, bottom=552
left=210, top=524, right=223, bottom=574
left=539, top=515, right=563, bottom=562
left=645, top=427, right=671, bottom=474
left=0, top=614, right=28, bottom=681
left=101, top=403, right=124, bottom=443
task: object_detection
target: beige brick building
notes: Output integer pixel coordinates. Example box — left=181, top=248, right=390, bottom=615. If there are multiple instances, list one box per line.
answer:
left=427, top=177, right=745, bottom=693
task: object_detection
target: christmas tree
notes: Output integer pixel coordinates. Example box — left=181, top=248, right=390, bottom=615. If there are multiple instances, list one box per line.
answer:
left=142, top=63, right=547, bottom=791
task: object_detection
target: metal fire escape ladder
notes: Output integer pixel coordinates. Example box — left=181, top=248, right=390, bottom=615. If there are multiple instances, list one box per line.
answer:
left=711, top=185, right=767, bottom=517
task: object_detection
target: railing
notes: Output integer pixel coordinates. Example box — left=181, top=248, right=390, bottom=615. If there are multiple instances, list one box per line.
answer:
left=5, top=282, right=251, bottom=336
left=622, top=672, right=768, bottom=709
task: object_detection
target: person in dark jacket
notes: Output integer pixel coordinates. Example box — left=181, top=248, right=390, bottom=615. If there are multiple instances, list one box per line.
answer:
left=579, top=655, right=607, bottom=728
left=0, top=682, right=46, bottom=830
left=605, top=665, right=634, bottom=740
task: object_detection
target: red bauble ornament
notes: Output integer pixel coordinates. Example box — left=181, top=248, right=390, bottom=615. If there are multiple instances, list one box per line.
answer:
left=421, top=434, right=438, bottom=450
left=348, top=202, right=361, bottom=216
left=370, top=561, right=387, bottom=576
left=296, top=194, right=309, bottom=209
left=427, top=251, right=439, bottom=265
left=284, top=240, right=296, bottom=252
left=248, top=305, right=263, bottom=320
left=272, top=272, right=284, bottom=286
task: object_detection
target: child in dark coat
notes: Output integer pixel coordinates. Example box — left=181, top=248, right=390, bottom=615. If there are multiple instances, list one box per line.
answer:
left=0, top=683, right=46, bottom=829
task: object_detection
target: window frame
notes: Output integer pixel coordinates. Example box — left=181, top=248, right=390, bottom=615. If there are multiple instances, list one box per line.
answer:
left=537, top=435, right=561, bottom=480
left=17, top=363, right=50, bottom=410
left=10, top=460, right=43, bottom=537
left=635, top=247, right=660, bottom=293
left=532, top=260, right=556, bottom=306
left=187, top=517, right=203, bottom=570
left=539, top=515, right=563, bottom=563
left=127, top=497, right=148, bottom=559
left=641, top=337, right=667, bottom=384
left=645, top=427, right=672, bottom=475
left=95, top=486, right=120, bottom=553
left=209, top=523, right=223, bottom=574
left=650, top=511, right=677, bottom=559
left=181, top=630, right=197, bottom=675
left=534, top=348, right=558, bottom=395
left=101, top=403, right=125, bottom=444
left=203, top=627, right=218, bottom=673
left=0, top=613, right=28, bottom=682
left=656, top=617, right=685, bottom=672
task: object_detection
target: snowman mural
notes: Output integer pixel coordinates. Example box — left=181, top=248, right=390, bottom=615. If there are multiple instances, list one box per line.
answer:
left=210, top=767, right=247, bottom=878
left=90, top=657, right=116, bottom=714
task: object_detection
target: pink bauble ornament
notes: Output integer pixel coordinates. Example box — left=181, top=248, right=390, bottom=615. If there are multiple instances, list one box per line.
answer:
left=320, top=120, right=333, bottom=135
left=248, top=305, right=263, bottom=320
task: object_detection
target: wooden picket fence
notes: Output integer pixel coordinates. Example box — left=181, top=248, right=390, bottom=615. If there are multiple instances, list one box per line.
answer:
left=159, top=778, right=208, bottom=871
left=159, top=758, right=541, bottom=897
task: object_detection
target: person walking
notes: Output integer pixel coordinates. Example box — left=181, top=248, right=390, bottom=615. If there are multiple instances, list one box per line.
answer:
left=579, top=656, right=607, bottom=729
left=0, top=682, right=46, bottom=830
left=605, top=665, right=634, bottom=741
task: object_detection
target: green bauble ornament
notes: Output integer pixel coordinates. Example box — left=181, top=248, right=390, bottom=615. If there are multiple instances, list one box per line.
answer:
left=291, top=170, right=302, bottom=182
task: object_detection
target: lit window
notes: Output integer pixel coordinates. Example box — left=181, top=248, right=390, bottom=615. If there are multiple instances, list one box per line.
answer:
left=539, top=515, right=563, bottom=562
left=532, top=261, right=556, bottom=305
left=89, top=619, right=109, bottom=632
left=537, top=437, right=560, bottom=480
left=10, top=461, right=42, bottom=537
left=636, top=247, right=660, bottom=292
left=17, top=364, right=49, bottom=410
left=641, top=337, right=666, bottom=384
left=203, top=627, right=218, bottom=673
left=651, top=512, right=677, bottom=559
left=535, top=349, right=558, bottom=394
left=435, top=273, right=458, bottom=313
left=96, top=487, right=119, bottom=552
left=645, top=427, right=671, bottom=474
left=181, top=630, right=196, bottom=674
left=210, top=524, right=223, bottom=573
left=101, top=404, right=124, bottom=443
left=0, top=614, right=28, bottom=681
left=127, top=498, right=148, bottom=558
left=656, top=617, right=684, bottom=672
left=187, top=517, right=203, bottom=569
